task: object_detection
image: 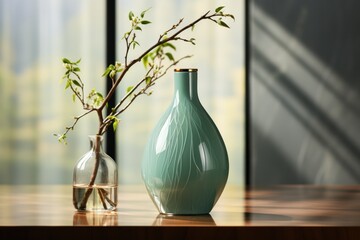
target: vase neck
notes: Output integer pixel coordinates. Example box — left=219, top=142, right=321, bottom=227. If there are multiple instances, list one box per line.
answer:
left=89, top=135, right=104, bottom=153
left=173, top=69, right=199, bottom=101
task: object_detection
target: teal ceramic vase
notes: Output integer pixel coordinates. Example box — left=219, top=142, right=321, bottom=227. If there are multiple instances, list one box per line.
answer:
left=142, top=68, right=229, bottom=215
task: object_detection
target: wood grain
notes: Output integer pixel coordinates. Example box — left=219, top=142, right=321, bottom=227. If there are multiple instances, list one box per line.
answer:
left=1, top=185, right=360, bottom=239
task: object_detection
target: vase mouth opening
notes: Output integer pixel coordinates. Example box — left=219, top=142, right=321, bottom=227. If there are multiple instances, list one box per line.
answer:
left=174, top=68, right=198, bottom=72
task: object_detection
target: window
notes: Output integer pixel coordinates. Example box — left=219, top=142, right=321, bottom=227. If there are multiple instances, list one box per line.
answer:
left=0, top=0, right=244, bottom=185
left=0, top=0, right=105, bottom=184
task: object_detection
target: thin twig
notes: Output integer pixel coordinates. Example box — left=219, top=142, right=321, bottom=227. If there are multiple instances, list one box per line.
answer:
left=97, top=188, right=108, bottom=210
left=79, top=135, right=102, bottom=209
left=61, top=109, right=94, bottom=137
left=99, top=188, right=116, bottom=207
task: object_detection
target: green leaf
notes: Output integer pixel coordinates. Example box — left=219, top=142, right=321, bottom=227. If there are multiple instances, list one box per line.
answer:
left=65, top=80, right=71, bottom=89
left=62, top=73, right=69, bottom=80
left=56, top=134, right=67, bottom=144
left=155, top=46, right=162, bottom=55
left=91, top=91, right=104, bottom=106
left=165, top=52, right=175, bottom=61
left=141, top=20, right=151, bottom=25
left=126, top=86, right=134, bottom=93
left=72, top=94, right=76, bottom=102
left=163, top=42, right=176, bottom=51
left=191, top=25, right=195, bottom=31
left=128, top=11, right=134, bottom=20
left=64, top=63, right=72, bottom=70
left=190, top=38, right=196, bottom=45
left=72, top=80, right=82, bottom=87
left=115, top=61, right=122, bottom=68
left=132, top=41, right=139, bottom=49
left=215, top=6, right=225, bottom=13
left=73, top=67, right=80, bottom=72
left=62, top=58, right=71, bottom=64
left=112, top=118, right=119, bottom=131
left=141, top=8, right=150, bottom=18
left=87, top=89, right=95, bottom=98
left=122, top=32, right=130, bottom=39
left=109, top=70, right=116, bottom=78
left=75, top=59, right=81, bottom=64
left=145, top=76, right=151, bottom=85
left=218, top=20, right=230, bottom=28
left=134, top=26, right=142, bottom=31
left=102, top=64, right=115, bottom=77
left=228, top=14, right=235, bottom=21
left=96, top=92, right=103, bottom=98
left=102, top=68, right=111, bottom=77
left=142, top=55, right=149, bottom=68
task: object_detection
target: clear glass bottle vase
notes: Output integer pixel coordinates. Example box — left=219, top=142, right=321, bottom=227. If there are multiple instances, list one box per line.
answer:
left=73, top=135, right=118, bottom=211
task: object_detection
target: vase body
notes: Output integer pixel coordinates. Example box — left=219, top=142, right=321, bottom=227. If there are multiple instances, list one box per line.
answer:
left=73, top=135, right=118, bottom=211
left=142, top=69, right=229, bottom=215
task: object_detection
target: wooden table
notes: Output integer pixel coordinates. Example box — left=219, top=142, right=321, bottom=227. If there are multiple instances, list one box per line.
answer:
left=1, top=185, right=360, bottom=239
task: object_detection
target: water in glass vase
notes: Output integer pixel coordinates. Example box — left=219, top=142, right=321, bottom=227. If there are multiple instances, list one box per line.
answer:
left=73, top=184, right=118, bottom=211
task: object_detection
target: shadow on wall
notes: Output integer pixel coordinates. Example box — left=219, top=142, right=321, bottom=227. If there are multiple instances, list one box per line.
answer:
left=252, top=121, right=308, bottom=186
left=251, top=1, right=360, bottom=185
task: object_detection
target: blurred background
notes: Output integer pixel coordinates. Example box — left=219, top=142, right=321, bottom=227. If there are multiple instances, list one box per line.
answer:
left=0, top=0, right=245, bottom=185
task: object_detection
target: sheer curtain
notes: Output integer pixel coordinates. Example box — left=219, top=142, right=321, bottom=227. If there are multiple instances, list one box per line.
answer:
left=115, top=0, right=245, bottom=185
left=0, top=0, right=105, bottom=184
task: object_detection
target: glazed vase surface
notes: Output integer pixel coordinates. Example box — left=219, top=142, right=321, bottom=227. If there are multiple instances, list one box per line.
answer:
left=142, top=69, right=229, bottom=215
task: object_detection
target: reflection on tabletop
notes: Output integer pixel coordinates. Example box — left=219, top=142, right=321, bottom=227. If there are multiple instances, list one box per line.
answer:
left=73, top=212, right=217, bottom=226
left=73, top=212, right=119, bottom=226
left=152, top=214, right=216, bottom=226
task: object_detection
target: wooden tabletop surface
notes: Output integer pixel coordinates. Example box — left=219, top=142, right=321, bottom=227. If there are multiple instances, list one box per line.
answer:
left=1, top=184, right=360, bottom=239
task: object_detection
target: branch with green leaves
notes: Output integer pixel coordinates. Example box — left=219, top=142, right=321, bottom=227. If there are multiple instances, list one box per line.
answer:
left=55, top=6, right=234, bottom=143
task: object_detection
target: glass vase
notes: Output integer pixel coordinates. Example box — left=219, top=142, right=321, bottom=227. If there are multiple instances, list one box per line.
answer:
left=73, top=135, right=118, bottom=211
left=142, top=68, right=229, bottom=215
